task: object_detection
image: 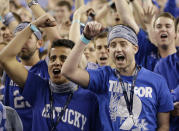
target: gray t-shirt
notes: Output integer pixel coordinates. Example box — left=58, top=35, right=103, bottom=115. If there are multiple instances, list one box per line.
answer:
left=5, top=106, right=23, bottom=131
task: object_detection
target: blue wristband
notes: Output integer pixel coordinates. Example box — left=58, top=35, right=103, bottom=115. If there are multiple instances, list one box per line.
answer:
left=0, top=16, right=2, bottom=21
left=72, top=19, right=85, bottom=27
left=80, top=34, right=90, bottom=45
left=30, top=24, right=42, bottom=40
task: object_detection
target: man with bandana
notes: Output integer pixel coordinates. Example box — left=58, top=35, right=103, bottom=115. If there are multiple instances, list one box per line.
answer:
left=0, top=15, right=100, bottom=131
left=62, top=22, right=174, bottom=131
left=0, top=13, right=60, bottom=131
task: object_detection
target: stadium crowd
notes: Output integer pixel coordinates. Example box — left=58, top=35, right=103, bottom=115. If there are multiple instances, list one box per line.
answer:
left=0, top=0, right=178, bottom=130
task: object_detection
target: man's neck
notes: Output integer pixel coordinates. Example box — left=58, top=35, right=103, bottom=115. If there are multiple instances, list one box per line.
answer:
left=117, top=62, right=136, bottom=76
left=159, top=44, right=176, bottom=58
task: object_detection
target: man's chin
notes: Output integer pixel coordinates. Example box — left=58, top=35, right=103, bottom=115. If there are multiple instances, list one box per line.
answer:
left=159, top=44, right=168, bottom=50
left=51, top=77, right=68, bottom=85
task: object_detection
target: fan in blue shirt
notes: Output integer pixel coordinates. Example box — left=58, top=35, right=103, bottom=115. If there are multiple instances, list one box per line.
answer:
left=113, top=0, right=177, bottom=71
left=154, top=50, right=179, bottom=131
left=62, top=22, right=174, bottom=131
left=0, top=16, right=101, bottom=131
left=1, top=21, right=49, bottom=131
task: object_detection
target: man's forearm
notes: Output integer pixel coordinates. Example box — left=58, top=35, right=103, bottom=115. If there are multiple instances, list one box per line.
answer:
left=0, top=25, right=32, bottom=63
left=157, top=126, right=169, bottom=131
left=26, top=0, right=60, bottom=42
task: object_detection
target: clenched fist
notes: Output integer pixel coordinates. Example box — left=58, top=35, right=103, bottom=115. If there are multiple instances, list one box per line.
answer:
left=83, top=21, right=104, bottom=40
left=32, top=13, right=57, bottom=28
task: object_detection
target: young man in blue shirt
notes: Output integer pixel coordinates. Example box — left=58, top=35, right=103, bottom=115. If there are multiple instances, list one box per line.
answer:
left=154, top=50, right=179, bottom=131
left=0, top=15, right=100, bottom=131
left=62, top=21, right=174, bottom=131
left=1, top=0, right=60, bottom=130
left=114, top=0, right=177, bottom=71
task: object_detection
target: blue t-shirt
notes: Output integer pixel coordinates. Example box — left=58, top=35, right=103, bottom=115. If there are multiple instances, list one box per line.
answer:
left=3, top=60, right=49, bottom=131
left=154, top=50, right=179, bottom=131
left=87, top=66, right=173, bottom=131
left=22, top=71, right=100, bottom=131
left=164, top=0, right=179, bottom=18
left=154, top=50, right=179, bottom=91
left=135, top=28, right=159, bottom=71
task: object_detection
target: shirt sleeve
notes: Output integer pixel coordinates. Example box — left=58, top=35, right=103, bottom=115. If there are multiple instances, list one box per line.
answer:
left=135, top=28, right=157, bottom=65
left=153, top=61, right=162, bottom=75
left=22, top=71, right=45, bottom=106
left=87, top=67, right=108, bottom=93
left=158, top=76, right=174, bottom=112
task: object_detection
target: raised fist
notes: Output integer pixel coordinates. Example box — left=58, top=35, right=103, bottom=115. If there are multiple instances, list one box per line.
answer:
left=83, top=21, right=103, bottom=40
left=32, top=13, right=57, bottom=28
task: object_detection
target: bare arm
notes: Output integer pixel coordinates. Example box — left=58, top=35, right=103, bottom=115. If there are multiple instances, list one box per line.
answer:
left=115, top=0, right=139, bottom=33
left=143, top=1, right=157, bottom=46
left=0, top=25, right=32, bottom=87
left=0, top=14, right=56, bottom=87
left=62, top=40, right=89, bottom=87
left=26, top=0, right=60, bottom=42
left=95, top=2, right=112, bottom=22
left=157, top=112, right=170, bottom=131
left=130, top=0, right=146, bottom=30
left=62, top=21, right=103, bottom=87
left=75, top=0, right=84, bottom=10
left=69, top=5, right=92, bottom=69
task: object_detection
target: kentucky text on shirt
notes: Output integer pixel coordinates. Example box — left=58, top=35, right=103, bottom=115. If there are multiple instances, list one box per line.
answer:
left=42, top=104, right=87, bottom=131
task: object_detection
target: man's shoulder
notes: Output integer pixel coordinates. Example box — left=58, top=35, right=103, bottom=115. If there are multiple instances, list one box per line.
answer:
left=31, top=60, right=47, bottom=69
left=74, top=87, right=98, bottom=101
left=140, top=67, right=165, bottom=82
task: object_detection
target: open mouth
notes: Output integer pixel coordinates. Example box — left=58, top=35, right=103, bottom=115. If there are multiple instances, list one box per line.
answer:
left=116, top=55, right=125, bottom=61
left=53, top=68, right=61, bottom=75
left=160, top=34, right=168, bottom=39
left=115, top=18, right=120, bottom=22
left=100, top=57, right=107, bottom=61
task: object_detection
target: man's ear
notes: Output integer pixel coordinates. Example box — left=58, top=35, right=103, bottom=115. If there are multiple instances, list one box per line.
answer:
left=133, top=44, right=138, bottom=54
left=37, top=40, right=43, bottom=48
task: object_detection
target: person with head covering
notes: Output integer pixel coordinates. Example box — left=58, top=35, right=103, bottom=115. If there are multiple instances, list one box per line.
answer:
left=1, top=14, right=55, bottom=131
left=61, top=21, right=174, bottom=131
left=0, top=14, right=101, bottom=131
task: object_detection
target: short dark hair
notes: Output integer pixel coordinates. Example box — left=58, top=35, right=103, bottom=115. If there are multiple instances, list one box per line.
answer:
left=153, top=12, right=175, bottom=28
left=49, top=39, right=74, bottom=57
left=57, top=1, right=72, bottom=11
left=51, top=39, right=75, bottom=49
left=175, top=17, right=179, bottom=32
left=93, top=32, right=108, bottom=47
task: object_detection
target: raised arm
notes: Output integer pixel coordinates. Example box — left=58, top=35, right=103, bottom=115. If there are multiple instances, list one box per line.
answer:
left=75, top=0, right=84, bottom=10
left=142, top=0, right=157, bottom=46
left=0, top=14, right=56, bottom=87
left=25, top=0, right=60, bottom=42
left=69, top=5, right=90, bottom=44
left=115, top=0, right=139, bottom=33
left=62, top=21, right=103, bottom=87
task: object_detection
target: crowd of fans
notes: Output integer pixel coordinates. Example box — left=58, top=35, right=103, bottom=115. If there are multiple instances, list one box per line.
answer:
left=0, top=0, right=178, bottom=130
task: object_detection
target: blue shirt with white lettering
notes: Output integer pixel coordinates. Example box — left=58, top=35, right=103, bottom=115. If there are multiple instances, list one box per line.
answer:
left=3, top=60, right=49, bottom=131
left=22, top=71, right=100, bottom=131
left=135, top=28, right=159, bottom=71
left=87, top=66, right=173, bottom=131
left=154, top=50, right=179, bottom=131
